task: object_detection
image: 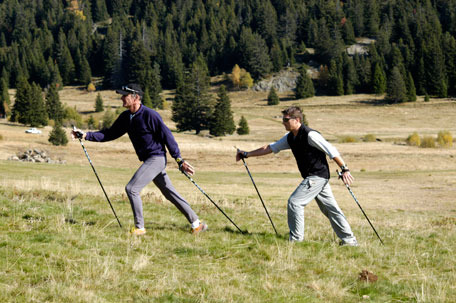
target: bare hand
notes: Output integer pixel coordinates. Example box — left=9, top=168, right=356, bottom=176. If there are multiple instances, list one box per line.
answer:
left=181, top=161, right=195, bottom=175
left=341, top=171, right=354, bottom=186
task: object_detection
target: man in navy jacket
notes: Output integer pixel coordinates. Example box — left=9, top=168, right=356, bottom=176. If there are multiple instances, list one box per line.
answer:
left=72, top=84, right=207, bottom=235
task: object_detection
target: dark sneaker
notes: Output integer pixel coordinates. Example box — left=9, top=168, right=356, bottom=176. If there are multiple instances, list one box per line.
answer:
left=191, top=222, right=208, bottom=235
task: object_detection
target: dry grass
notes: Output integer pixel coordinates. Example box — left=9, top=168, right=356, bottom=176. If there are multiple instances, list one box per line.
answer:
left=1, top=87, right=456, bottom=302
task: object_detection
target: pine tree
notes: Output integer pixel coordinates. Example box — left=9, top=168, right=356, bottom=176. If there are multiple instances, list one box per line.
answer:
left=405, top=72, right=417, bottom=102
left=93, top=0, right=109, bottom=22
left=239, top=27, right=272, bottom=80
left=87, top=115, right=96, bottom=129
left=48, top=123, right=68, bottom=146
left=342, top=53, right=358, bottom=95
left=28, top=83, right=48, bottom=127
left=149, top=62, right=163, bottom=109
left=0, top=77, right=10, bottom=118
left=267, top=87, right=280, bottom=105
left=209, top=85, right=235, bottom=136
left=11, top=78, right=32, bottom=124
left=56, top=30, right=75, bottom=85
left=46, top=84, right=64, bottom=124
left=172, top=55, right=213, bottom=134
left=372, top=63, right=386, bottom=95
left=237, top=116, right=249, bottom=135
left=95, top=93, right=104, bottom=112
left=142, top=88, right=154, bottom=108
left=295, top=66, right=314, bottom=99
left=386, top=67, right=407, bottom=103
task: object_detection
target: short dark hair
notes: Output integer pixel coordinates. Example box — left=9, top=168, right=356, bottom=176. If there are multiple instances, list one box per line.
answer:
left=282, top=106, right=304, bottom=123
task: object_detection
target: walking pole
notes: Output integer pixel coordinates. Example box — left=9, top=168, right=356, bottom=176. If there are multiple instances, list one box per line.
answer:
left=337, top=170, right=383, bottom=245
left=236, top=148, right=278, bottom=235
left=180, top=170, right=245, bottom=234
left=73, top=126, right=122, bottom=228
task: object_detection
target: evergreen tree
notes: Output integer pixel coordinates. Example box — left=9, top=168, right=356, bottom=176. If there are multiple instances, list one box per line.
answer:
left=209, top=85, right=235, bottom=136
left=11, top=78, right=32, bottom=124
left=342, top=53, right=358, bottom=95
left=372, top=63, right=387, bottom=95
left=149, top=62, right=163, bottom=109
left=142, top=88, right=154, bottom=108
left=237, top=116, right=249, bottom=135
left=239, top=27, right=272, bottom=80
left=56, top=30, right=75, bottom=85
left=295, top=66, right=315, bottom=99
left=46, top=84, right=64, bottom=124
left=424, top=36, right=447, bottom=97
left=267, top=87, right=280, bottom=105
left=405, top=72, right=417, bottom=102
left=328, top=59, right=344, bottom=96
left=87, top=115, right=96, bottom=129
left=386, top=67, right=407, bottom=103
left=93, top=0, right=109, bottom=22
left=28, top=83, right=48, bottom=127
left=48, top=123, right=68, bottom=146
left=95, top=93, right=104, bottom=112
left=172, top=55, right=213, bottom=134
left=0, top=78, right=10, bottom=118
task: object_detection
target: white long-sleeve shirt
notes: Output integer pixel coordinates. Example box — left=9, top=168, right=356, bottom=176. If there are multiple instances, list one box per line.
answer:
left=269, top=131, right=340, bottom=159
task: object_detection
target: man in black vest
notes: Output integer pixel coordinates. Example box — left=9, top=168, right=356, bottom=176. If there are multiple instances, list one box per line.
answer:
left=236, top=106, right=357, bottom=246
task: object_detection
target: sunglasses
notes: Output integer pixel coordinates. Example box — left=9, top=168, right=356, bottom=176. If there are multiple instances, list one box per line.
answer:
left=282, top=117, right=295, bottom=123
left=122, top=86, right=141, bottom=95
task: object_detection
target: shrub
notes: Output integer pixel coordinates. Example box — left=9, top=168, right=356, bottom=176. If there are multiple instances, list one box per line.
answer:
left=362, top=134, right=376, bottom=142
left=424, top=93, right=430, bottom=102
left=48, top=123, right=68, bottom=146
left=437, top=131, right=453, bottom=148
left=420, top=136, right=436, bottom=148
left=406, top=132, right=421, bottom=146
left=87, top=83, right=96, bottom=92
left=95, top=93, right=104, bottom=112
left=63, top=105, right=83, bottom=128
left=0, top=133, right=3, bottom=140
left=267, top=87, right=280, bottom=105
left=339, top=136, right=358, bottom=143
left=237, top=116, right=249, bottom=135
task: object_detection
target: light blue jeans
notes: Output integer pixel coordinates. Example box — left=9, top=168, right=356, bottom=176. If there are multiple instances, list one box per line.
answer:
left=125, top=156, right=198, bottom=228
left=288, top=176, right=356, bottom=242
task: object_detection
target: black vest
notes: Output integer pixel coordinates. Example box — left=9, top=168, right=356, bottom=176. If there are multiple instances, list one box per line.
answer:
left=287, top=125, right=330, bottom=179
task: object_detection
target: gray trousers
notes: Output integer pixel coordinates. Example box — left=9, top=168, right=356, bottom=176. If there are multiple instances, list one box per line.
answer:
left=288, top=176, right=356, bottom=242
left=125, top=156, right=198, bottom=228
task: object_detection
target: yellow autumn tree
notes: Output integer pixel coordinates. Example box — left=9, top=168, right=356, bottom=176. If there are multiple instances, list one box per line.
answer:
left=230, top=64, right=241, bottom=89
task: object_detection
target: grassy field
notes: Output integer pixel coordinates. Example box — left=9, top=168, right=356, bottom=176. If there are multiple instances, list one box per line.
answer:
left=0, top=86, right=455, bottom=302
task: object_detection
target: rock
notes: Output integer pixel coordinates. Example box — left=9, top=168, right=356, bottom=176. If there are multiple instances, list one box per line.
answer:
left=9, top=149, right=65, bottom=164
left=252, top=69, right=300, bottom=92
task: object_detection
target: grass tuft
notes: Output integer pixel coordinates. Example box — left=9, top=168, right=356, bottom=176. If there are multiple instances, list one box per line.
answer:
left=420, top=136, right=436, bottom=148
left=437, top=130, right=453, bottom=148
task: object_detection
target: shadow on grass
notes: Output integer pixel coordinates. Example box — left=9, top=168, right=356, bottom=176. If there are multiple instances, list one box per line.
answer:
left=355, top=98, right=397, bottom=106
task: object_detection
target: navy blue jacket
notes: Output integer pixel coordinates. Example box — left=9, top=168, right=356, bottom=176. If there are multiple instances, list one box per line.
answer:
left=85, top=105, right=181, bottom=161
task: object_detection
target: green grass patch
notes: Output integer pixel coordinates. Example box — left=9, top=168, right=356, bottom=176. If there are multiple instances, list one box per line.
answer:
left=0, top=184, right=455, bottom=302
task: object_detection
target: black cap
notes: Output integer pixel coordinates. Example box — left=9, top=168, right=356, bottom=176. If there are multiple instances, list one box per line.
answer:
left=116, top=83, right=144, bottom=97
